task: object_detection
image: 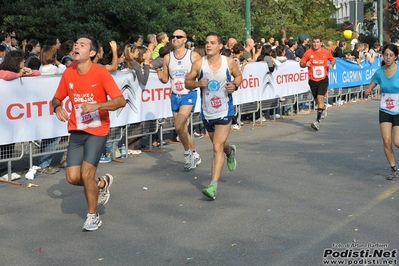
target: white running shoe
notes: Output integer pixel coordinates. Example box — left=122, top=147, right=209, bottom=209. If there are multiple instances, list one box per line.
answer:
left=98, top=174, right=114, bottom=205
left=193, top=152, right=201, bottom=165
left=82, top=213, right=102, bottom=231
left=311, top=121, right=320, bottom=131
left=321, top=109, right=327, bottom=119
left=184, top=153, right=196, bottom=170
left=231, top=124, right=241, bottom=130
left=193, top=132, right=203, bottom=138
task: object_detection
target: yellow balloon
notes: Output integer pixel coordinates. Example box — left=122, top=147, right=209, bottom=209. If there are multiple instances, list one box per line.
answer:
left=343, top=30, right=352, bottom=40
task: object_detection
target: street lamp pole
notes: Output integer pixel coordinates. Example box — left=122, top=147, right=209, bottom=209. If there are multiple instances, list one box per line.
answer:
left=245, top=0, right=251, bottom=39
left=378, top=0, right=383, bottom=44
left=354, top=0, right=358, bottom=31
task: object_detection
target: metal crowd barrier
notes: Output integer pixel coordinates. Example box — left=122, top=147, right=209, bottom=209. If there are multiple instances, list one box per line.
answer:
left=327, top=88, right=341, bottom=104
left=260, top=98, right=279, bottom=121
left=350, top=86, right=363, bottom=101
left=280, top=95, right=297, bottom=116
left=340, top=87, right=351, bottom=102
left=108, top=126, right=124, bottom=158
left=28, top=137, right=69, bottom=168
left=326, top=85, right=377, bottom=106
left=239, top=101, right=260, bottom=125
left=0, top=143, right=25, bottom=181
left=296, top=92, right=314, bottom=112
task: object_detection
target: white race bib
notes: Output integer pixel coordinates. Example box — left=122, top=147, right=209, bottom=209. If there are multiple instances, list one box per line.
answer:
left=75, top=102, right=101, bottom=130
left=204, top=91, right=227, bottom=114
left=380, top=93, right=399, bottom=113
left=312, top=66, right=325, bottom=79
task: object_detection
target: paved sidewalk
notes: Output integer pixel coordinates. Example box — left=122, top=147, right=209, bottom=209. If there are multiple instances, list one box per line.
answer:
left=1, top=98, right=398, bottom=266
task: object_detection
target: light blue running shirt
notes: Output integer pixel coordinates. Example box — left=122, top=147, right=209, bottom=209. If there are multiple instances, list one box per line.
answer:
left=371, top=65, right=399, bottom=115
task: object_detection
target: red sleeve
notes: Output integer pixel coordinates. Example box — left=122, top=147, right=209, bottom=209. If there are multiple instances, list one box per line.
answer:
left=54, top=71, right=69, bottom=101
left=31, top=70, right=41, bottom=76
left=0, top=70, right=19, bottom=81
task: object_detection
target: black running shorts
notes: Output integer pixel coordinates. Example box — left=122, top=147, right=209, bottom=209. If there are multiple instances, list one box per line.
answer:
left=202, top=116, right=233, bottom=133
left=379, top=110, right=399, bottom=126
left=309, top=76, right=329, bottom=99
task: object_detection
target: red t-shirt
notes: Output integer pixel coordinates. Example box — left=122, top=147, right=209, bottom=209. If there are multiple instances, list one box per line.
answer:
left=54, top=63, right=123, bottom=136
left=300, top=48, right=334, bottom=82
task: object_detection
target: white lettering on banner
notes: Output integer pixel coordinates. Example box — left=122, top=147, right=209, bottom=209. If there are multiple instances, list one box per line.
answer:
left=366, top=68, right=377, bottom=81
left=342, top=71, right=362, bottom=83
left=329, top=72, right=338, bottom=85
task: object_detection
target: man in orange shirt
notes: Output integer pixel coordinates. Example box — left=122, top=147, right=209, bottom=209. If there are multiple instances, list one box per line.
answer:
left=300, top=36, right=335, bottom=131
left=52, top=35, right=126, bottom=231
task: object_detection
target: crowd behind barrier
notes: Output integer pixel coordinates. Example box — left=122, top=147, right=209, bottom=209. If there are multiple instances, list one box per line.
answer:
left=0, top=58, right=382, bottom=180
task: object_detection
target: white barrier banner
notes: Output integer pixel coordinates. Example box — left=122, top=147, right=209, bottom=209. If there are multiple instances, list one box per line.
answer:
left=135, top=71, right=201, bottom=122
left=234, top=60, right=310, bottom=104
left=1, top=62, right=310, bottom=145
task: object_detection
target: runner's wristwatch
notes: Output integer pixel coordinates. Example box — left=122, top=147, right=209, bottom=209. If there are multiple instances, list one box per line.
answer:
left=53, top=104, right=60, bottom=113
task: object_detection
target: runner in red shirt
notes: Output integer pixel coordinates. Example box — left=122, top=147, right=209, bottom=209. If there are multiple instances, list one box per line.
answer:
left=300, top=36, right=335, bottom=131
left=52, top=35, right=126, bottom=231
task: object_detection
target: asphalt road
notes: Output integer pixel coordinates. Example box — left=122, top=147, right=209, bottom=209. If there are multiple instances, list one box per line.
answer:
left=1, top=97, right=398, bottom=266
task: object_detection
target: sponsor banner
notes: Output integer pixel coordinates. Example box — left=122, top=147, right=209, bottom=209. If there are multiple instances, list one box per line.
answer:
left=328, top=57, right=382, bottom=89
left=135, top=71, right=201, bottom=121
left=0, top=60, right=380, bottom=145
left=234, top=60, right=311, bottom=105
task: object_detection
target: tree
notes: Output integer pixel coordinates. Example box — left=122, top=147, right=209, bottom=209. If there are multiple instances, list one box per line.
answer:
left=162, top=0, right=245, bottom=42
left=359, top=0, right=378, bottom=46
left=386, top=0, right=399, bottom=43
left=0, top=0, right=343, bottom=48
left=244, top=0, right=336, bottom=42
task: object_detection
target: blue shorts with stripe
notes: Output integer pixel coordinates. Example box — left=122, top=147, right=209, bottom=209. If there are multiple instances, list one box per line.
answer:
left=171, top=91, right=197, bottom=113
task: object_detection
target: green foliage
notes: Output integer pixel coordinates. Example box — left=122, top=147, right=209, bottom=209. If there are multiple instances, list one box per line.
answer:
left=0, top=0, right=346, bottom=48
left=248, top=0, right=337, bottom=42
left=360, top=0, right=399, bottom=45
left=387, top=0, right=399, bottom=43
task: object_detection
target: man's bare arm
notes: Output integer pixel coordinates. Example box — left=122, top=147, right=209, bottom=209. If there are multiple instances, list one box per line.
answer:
left=185, top=59, right=206, bottom=90
left=157, top=54, right=170, bottom=84
left=82, top=95, right=126, bottom=113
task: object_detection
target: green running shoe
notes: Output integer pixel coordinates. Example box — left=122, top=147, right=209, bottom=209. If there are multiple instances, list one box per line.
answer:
left=227, top=145, right=236, bottom=171
left=202, top=184, right=217, bottom=200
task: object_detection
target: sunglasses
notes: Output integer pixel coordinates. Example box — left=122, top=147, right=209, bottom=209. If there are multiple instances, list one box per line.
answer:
left=172, top=35, right=185, bottom=39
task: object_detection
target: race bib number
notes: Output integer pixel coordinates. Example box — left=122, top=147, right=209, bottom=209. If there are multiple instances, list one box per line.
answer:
left=204, top=91, right=227, bottom=114
left=380, top=93, right=399, bottom=113
left=171, top=77, right=187, bottom=93
left=312, top=66, right=325, bottom=79
left=75, top=102, right=101, bottom=130
left=171, top=69, right=188, bottom=94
